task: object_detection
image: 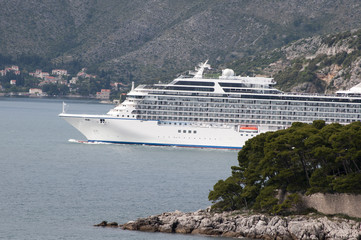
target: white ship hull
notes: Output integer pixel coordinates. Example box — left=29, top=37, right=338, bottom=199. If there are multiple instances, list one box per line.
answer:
left=59, top=113, right=254, bottom=149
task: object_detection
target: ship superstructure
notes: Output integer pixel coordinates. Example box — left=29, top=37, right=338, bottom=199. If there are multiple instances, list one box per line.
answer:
left=59, top=61, right=361, bottom=149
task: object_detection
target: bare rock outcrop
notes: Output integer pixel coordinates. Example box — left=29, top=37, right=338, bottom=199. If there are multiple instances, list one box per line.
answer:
left=118, top=210, right=361, bottom=240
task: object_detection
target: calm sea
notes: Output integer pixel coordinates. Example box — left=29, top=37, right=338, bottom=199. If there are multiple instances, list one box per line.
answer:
left=0, top=97, right=241, bottom=240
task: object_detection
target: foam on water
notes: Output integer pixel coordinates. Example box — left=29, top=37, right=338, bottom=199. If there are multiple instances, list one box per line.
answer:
left=68, top=139, right=112, bottom=144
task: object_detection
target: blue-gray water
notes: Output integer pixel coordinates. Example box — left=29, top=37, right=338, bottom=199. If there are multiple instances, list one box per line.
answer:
left=0, top=98, right=240, bottom=240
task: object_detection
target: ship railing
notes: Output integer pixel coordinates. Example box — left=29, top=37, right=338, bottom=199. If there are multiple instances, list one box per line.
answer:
left=135, top=85, right=361, bottom=100
left=283, top=92, right=347, bottom=97
left=157, top=121, right=234, bottom=129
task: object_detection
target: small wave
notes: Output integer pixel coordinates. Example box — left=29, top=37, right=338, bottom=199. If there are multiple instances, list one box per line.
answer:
left=68, top=139, right=88, bottom=144
left=68, top=139, right=112, bottom=145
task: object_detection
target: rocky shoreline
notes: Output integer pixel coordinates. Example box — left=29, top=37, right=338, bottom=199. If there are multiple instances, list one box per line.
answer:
left=95, top=209, right=361, bottom=239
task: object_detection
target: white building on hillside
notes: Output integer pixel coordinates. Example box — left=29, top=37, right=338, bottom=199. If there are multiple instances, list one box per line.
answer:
left=29, top=88, right=43, bottom=94
left=52, top=69, right=68, bottom=76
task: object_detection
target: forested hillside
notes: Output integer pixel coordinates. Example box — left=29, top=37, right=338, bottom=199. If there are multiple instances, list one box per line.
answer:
left=209, top=121, right=361, bottom=214
left=2, top=0, right=361, bottom=86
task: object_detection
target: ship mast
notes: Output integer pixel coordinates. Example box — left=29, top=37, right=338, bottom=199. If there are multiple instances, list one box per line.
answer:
left=191, top=60, right=211, bottom=78
left=62, top=102, right=67, bottom=113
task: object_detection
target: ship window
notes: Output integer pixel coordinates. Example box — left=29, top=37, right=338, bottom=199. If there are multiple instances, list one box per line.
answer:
left=174, top=81, right=214, bottom=86
left=188, top=130, right=191, bottom=133
left=178, top=130, right=181, bottom=133
left=193, top=131, right=197, bottom=134
left=85, top=119, right=90, bottom=121
left=219, top=82, right=246, bottom=88
left=183, top=130, right=186, bottom=133
left=166, top=86, right=214, bottom=92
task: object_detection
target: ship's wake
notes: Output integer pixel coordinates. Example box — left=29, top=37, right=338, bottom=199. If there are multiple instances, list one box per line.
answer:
left=68, top=139, right=111, bottom=144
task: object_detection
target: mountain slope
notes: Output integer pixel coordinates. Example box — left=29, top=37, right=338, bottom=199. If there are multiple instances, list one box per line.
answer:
left=229, top=29, right=361, bottom=94
left=2, top=0, right=361, bottom=84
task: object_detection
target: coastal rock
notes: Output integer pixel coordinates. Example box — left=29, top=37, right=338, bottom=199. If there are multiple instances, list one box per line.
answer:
left=94, top=221, right=118, bottom=227
left=122, top=216, right=161, bottom=232
left=116, top=210, right=361, bottom=239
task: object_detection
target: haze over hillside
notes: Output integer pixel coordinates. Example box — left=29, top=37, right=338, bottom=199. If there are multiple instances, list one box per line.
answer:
left=2, top=0, right=361, bottom=85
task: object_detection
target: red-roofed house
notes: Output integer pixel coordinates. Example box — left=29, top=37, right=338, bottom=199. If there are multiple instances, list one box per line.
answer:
left=96, top=89, right=110, bottom=100
left=44, top=76, right=56, bottom=82
left=11, top=65, right=19, bottom=71
left=30, top=69, right=49, bottom=78
left=77, top=71, right=86, bottom=77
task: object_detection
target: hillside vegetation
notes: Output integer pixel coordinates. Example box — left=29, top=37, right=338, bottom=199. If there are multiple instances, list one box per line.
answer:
left=209, top=121, right=361, bottom=214
left=228, top=29, right=361, bottom=93
left=3, top=0, right=361, bottom=85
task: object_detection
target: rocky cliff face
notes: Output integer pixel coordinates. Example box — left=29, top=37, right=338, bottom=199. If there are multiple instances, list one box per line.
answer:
left=231, top=29, right=361, bottom=93
left=3, top=0, right=361, bottom=84
left=287, top=34, right=361, bottom=93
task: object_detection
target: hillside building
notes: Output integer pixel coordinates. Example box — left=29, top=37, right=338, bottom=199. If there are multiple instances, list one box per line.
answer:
left=52, top=69, right=68, bottom=76
left=96, top=89, right=110, bottom=100
left=29, top=88, right=43, bottom=95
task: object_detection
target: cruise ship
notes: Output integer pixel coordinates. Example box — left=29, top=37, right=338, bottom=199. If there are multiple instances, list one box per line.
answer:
left=59, top=61, right=361, bottom=149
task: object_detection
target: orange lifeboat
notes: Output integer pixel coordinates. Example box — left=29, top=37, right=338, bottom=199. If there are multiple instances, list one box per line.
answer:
left=239, top=125, right=258, bottom=132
